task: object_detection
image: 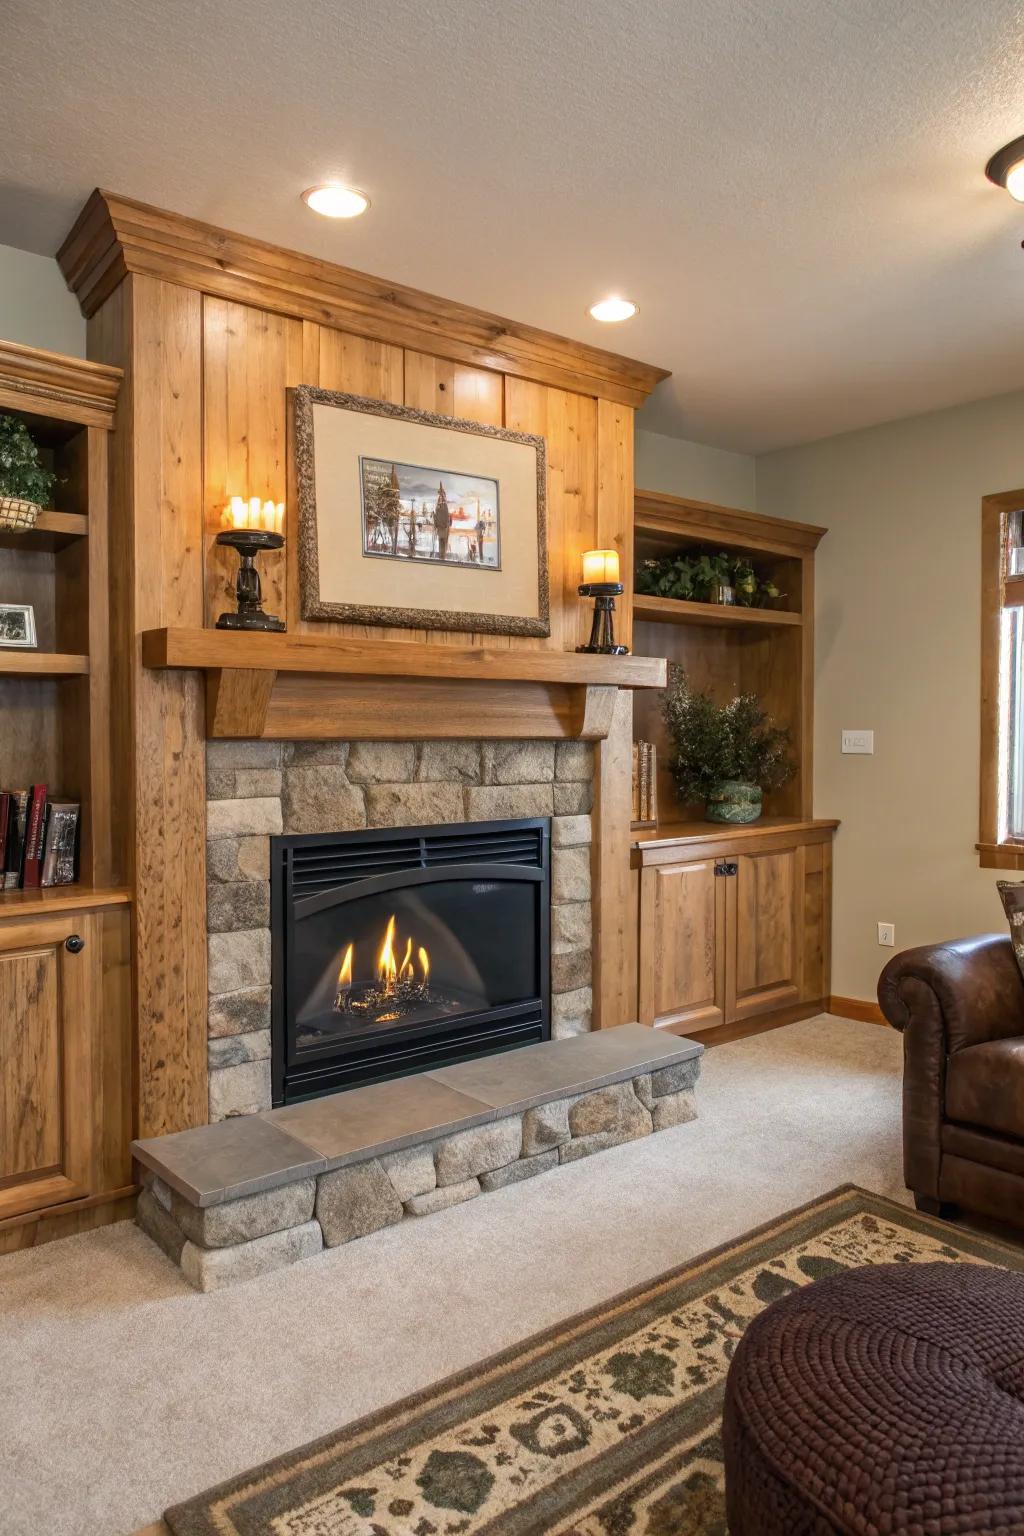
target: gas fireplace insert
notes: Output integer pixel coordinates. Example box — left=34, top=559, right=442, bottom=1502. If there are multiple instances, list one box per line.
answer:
left=270, top=818, right=551, bottom=1103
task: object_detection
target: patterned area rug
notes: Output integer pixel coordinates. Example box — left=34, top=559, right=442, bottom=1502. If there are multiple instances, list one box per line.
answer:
left=165, top=1186, right=1024, bottom=1535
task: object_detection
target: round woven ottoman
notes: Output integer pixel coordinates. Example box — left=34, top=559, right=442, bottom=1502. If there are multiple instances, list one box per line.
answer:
left=723, top=1260, right=1024, bottom=1534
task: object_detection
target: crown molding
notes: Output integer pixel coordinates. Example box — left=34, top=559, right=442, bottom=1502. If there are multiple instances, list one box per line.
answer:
left=0, top=338, right=121, bottom=428
left=58, top=190, right=670, bottom=408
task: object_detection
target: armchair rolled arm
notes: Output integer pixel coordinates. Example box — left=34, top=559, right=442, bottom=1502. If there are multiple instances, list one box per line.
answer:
left=878, top=934, right=1024, bottom=1054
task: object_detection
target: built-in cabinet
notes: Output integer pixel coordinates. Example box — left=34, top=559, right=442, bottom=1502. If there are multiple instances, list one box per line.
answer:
left=630, top=491, right=836, bottom=1041
left=635, top=821, right=835, bottom=1033
left=0, top=344, right=133, bottom=1253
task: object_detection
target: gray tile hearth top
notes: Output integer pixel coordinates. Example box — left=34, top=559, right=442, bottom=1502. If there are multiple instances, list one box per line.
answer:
left=132, top=1116, right=328, bottom=1207
left=430, top=1022, right=700, bottom=1112
left=132, top=1024, right=703, bottom=1208
left=265, top=1076, right=496, bottom=1169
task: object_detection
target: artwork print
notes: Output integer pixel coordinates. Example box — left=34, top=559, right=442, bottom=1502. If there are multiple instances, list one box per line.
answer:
left=360, top=458, right=501, bottom=570
left=294, top=386, right=549, bottom=638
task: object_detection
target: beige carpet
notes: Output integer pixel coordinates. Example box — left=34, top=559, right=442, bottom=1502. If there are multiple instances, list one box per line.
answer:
left=0, top=1015, right=906, bottom=1536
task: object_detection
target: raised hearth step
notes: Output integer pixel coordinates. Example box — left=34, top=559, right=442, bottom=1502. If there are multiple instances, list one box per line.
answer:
left=132, top=1022, right=703, bottom=1290
left=133, top=1023, right=701, bottom=1206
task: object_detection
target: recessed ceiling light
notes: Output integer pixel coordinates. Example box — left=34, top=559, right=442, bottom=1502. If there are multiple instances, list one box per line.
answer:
left=588, top=296, right=638, bottom=323
left=302, top=183, right=370, bottom=219
left=985, top=136, right=1024, bottom=202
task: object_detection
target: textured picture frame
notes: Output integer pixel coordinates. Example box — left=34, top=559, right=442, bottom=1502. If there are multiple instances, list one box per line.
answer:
left=293, top=386, right=549, bottom=637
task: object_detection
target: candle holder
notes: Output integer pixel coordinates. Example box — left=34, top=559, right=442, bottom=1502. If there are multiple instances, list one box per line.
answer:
left=215, top=529, right=286, bottom=632
left=577, top=548, right=628, bottom=654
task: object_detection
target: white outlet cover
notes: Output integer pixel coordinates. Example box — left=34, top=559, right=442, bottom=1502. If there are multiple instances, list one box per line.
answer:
left=842, top=729, right=874, bottom=754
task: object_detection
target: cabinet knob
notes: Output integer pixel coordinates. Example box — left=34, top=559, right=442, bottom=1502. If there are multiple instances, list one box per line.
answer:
left=64, top=934, right=85, bottom=954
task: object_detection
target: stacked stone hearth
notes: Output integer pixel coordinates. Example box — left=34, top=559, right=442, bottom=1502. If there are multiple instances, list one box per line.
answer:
left=136, top=1046, right=701, bottom=1291
left=205, top=738, right=595, bottom=1122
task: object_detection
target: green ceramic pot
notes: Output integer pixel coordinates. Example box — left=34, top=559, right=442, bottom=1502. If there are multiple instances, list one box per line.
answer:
left=705, top=780, right=763, bottom=824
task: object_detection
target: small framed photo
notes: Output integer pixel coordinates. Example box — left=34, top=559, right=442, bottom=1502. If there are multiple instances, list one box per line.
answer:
left=0, top=603, right=38, bottom=649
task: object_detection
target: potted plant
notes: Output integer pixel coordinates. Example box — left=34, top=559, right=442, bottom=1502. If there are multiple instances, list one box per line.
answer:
left=662, top=667, right=794, bottom=823
left=0, top=414, right=57, bottom=531
left=636, top=549, right=784, bottom=609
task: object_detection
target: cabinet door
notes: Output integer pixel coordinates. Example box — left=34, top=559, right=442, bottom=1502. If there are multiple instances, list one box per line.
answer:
left=727, top=845, right=803, bottom=1022
left=638, top=857, right=726, bottom=1031
left=0, top=912, right=99, bottom=1220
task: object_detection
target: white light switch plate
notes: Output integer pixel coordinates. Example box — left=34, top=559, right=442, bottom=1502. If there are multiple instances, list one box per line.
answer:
left=842, top=729, right=874, bottom=754
left=878, top=922, right=895, bottom=947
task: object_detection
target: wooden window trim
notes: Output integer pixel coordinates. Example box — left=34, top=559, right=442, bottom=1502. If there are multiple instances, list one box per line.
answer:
left=979, top=489, right=1024, bottom=869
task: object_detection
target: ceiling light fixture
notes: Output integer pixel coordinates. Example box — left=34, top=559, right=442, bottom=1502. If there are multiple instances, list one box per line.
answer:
left=302, top=183, right=370, bottom=219
left=588, top=296, right=638, bottom=323
left=985, top=136, right=1024, bottom=202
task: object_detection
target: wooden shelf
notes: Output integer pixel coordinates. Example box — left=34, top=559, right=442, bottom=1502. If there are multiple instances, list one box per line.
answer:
left=633, top=594, right=802, bottom=629
left=633, top=817, right=840, bottom=848
left=141, top=628, right=666, bottom=742
left=0, top=886, right=131, bottom=917
left=0, top=650, right=90, bottom=677
left=142, top=628, right=667, bottom=688
left=0, top=510, right=88, bottom=553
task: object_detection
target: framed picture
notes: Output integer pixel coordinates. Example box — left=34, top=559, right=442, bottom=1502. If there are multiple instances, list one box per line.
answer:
left=293, top=387, right=549, bottom=637
left=0, top=603, right=37, bottom=649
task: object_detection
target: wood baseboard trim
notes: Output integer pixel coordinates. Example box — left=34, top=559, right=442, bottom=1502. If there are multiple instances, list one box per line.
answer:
left=0, top=1188, right=137, bottom=1254
left=685, top=1000, right=826, bottom=1049
left=829, top=994, right=886, bottom=1025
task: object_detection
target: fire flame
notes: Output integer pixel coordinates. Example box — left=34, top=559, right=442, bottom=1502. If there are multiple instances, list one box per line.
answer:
left=399, top=937, right=414, bottom=981
left=336, top=917, right=431, bottom=1007
left=337, top=943, right=353, bottom=989
left=377, top=915, right=398, bottom=989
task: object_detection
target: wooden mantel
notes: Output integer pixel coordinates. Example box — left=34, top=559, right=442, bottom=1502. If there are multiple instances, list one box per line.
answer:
left=142, top=628, right=667, bottom=741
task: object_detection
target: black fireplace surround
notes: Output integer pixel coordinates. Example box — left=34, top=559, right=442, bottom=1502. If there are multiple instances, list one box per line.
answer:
left=271, top=818, right=551, bottom=1104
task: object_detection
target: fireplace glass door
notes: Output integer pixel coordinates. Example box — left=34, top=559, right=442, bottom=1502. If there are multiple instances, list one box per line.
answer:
left=271, top=819, right=550, bottom=1102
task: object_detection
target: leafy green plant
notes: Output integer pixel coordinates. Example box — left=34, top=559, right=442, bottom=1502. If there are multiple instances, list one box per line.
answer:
left=0, top=415, right=57, bottom=507
left=636, top=548, right=782, bottom=607
left=662, top=666, right=795, bottom=804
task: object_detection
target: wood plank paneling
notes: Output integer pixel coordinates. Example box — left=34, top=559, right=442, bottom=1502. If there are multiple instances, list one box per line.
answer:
left=403, top=351, right=504, bottom=425
left=92, top=276, right=208, bottom=1139
left=202, top=299, right=302, bottom=626
left=594, top=688, right=638, bottom=1027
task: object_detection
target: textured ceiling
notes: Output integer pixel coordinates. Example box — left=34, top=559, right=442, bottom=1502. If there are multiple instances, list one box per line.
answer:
left=2, top=0, right=1024, bottom=452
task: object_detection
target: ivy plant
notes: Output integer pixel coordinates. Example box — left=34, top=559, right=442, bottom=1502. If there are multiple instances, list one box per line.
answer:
left=636, top=548, right=782, bottom=607
left=0, top=414, right=57, bottom=507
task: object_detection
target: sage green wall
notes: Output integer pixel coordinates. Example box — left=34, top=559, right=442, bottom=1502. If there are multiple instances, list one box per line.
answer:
left=635, top=427, right=756, bottom=511
left=757, top=390, right=1024, bottom=1001
left=0, top=244, right=85, bottom=357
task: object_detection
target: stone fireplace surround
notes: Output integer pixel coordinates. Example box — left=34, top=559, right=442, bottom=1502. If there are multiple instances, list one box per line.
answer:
left=205, top=736, right=596, bottom=1123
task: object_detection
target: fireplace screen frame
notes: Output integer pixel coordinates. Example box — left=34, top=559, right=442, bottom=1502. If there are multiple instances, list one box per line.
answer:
left=270, top=817, right=551, bottom=1104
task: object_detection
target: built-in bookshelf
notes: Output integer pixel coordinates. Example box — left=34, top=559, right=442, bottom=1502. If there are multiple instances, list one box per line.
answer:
left=631, top=488, right=825, bottom=826
left=0, top=341, right=121, bottom=904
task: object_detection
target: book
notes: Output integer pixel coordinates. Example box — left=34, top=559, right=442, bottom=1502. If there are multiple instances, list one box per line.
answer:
left=0, top=792, right=8, bottom=883
left=41, top=801, right=79, bottom=887
left=3, top=789, right=29, bottom=889
left=631, top=741, right=659, bottom=827
left=21, top=783, right=48, bottom=888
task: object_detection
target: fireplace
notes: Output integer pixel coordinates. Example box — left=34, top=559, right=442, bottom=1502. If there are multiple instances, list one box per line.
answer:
left=270, top=817, right=551, bottom=1103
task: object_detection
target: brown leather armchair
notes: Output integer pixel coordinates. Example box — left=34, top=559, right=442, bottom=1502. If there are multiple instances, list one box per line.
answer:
left=878, top=934, right=1024, bottom=1227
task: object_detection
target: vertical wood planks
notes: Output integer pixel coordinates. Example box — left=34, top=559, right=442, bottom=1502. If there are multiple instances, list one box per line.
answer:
left=111, top=275, right=208, bottom=1138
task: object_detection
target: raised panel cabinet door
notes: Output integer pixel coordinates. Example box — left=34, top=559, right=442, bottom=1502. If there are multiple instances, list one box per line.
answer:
left=0, top=913, right=100, bottom=1221
left=638, top=857, right=726, bottom=1031
left=727, top=844, right=804, bottom=1022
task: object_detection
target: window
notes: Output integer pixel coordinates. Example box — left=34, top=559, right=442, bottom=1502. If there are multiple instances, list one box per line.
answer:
left=979, top=492, right=1024, bottom=866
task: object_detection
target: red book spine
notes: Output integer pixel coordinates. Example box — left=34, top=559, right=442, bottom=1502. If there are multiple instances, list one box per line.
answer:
left=21, top=784, right=47, bottom=889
